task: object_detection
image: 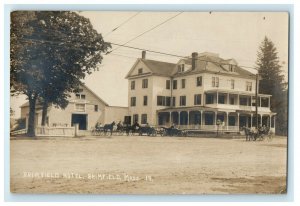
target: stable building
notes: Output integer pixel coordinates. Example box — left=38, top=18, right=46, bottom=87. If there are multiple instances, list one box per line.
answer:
left=20, top=84, right=128, bottom=131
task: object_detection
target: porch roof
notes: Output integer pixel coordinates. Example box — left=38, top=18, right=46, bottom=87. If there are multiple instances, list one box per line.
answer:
left=205, top=89, right=272, bottom=97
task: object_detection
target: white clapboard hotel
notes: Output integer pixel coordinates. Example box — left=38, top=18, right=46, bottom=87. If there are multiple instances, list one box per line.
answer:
left=126, top=51, right=276, bottom=132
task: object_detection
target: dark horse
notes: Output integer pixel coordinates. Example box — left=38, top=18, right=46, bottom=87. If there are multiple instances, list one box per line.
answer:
left=125, top=122, right=140, bottom=136
left=103, top=121, right=116, bottom=135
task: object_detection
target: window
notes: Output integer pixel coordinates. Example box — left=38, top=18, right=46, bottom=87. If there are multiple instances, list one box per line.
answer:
left=131, top=81, right=135, bottom=90
left=177, top=64, right=185, bottom=73
left=157, top=96, right=171, bottom=106
left=75, top=104, right=85, bottom=112
left=173, top=80, right=177, bottom=89
left=212, top=77, right=219, bottom=87
left=142, top=79, right=148, bottom=88
left=166, top=80, right=170, bottom=89
left=133, top=114, right=139, bottom=123
left=138, top=68, right=143, bottom=74
left=180, top=96, right=186, bottom=106
left=194, top=94, right=202, bottom=105
left=230, top=97, right=235, bottom=105
left=94, top=105, right=98, bottom=112
left=246, top=82, right=252, bottom=91
left=157, top=96, right=163, bottom=106
left=206, top=94, right=214, bottom=104
left=75, top=94, right=85, bottom=99
left=240, top=97, right=248, bottom=105
left=143, top=96, right=148, bottom=106
left=172, top=97, right=176, bottom=107
left=231, top=79, right=235, bottom=89
left=166, top=97, right=171, bottom=106
left=141, top=114, right=147, bottom=124
left=218, top=95, right=225, bottom=104
left=181, top=79, right=186, bottom=89
left=229, top=64, right=236, bottom=72
left=130, top=97, right=136, bottom=107
left=196, top=76, right=202, bottom=87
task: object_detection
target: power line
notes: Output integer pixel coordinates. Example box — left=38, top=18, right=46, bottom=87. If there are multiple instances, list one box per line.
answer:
left=107, top=12, right=183, bottom=54
left=103, top=12, right=140, bottom=37
left=109, top=42, right=258, bottom=69
left=16, top=37, right=258, bottom=71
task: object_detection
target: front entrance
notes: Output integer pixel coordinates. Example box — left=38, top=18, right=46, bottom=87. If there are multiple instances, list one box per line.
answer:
left=71, top=114, right=87, bottom=130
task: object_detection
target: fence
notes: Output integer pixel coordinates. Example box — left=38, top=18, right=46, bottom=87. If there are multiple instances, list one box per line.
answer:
left=35, top=126, right=75, bottom=137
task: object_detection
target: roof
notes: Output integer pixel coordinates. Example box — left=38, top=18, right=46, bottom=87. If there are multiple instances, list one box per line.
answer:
left=20, top=83, right=109, bottom=108
left=125, top=58, right=177, bottom=78
left=141, top=59, right=177, bottom=76
left=126, top=53, right=255, bottom=79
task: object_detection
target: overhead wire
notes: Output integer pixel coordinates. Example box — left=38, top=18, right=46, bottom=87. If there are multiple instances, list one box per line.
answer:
left=103, top=12, right=140, bottom=37
left=106, top=12, right=184, bottom=54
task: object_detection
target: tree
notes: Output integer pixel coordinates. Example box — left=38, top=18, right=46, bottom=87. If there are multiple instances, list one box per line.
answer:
left=256, top=36, right=288, bottom=135
left=10, top=11, right=110, bottom=136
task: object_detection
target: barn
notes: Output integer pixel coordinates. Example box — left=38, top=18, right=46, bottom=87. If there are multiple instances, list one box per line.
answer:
left=20, top=84, right=129, bottom=132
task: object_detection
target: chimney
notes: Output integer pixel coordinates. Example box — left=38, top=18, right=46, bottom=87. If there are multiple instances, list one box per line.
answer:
left=192, top=52, right=198, bottom=70
left=142, top=50, right=146, bottom=59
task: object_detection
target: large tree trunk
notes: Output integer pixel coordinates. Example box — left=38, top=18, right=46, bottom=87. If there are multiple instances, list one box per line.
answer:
left=41, top=101, right=48, bottom=126
left=27, top=95, right=37, bottom=137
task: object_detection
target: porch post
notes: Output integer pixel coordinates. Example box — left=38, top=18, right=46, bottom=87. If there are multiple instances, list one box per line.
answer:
left=169, top=112, right=172, bottom=126
left=178, top=111, right=181, bottom=126
left=269, top=115, right=272, bottom=128
left=260, top=114, right=263, bottom=126
left=227, top=93, right=229, bottom=104
left=216, top=91, right=219, bottom=106
left=214, top=111, right=217, bottom=125
left=250, top=114, right=253, bottom=128
left=259, top=96, right=261, bottom=107
left=237, top=112, right=240, bottom=129
left=200, top=110, right=203, bottom=129
left=268, top=97, right=271, bottom=108
left=187, top=111, right=190, bottom=128
left=226, top=112, right=229, bottom=130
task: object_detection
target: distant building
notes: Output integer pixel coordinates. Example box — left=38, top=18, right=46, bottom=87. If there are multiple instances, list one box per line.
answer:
left=125, top=51, right=276, bottom=132
left=20, top=84, right=128, bottom=130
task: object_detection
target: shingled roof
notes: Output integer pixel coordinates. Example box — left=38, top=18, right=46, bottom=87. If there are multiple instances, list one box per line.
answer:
left=126, top=52, right=255, bottom=79
left=140, top=59, right=177, bottom=76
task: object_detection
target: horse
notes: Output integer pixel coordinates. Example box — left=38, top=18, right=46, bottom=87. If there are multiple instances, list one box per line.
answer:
left=124, top=122, right=140, bottom=136
left=242, top=126, right=253, bottom=141
left=103, top=121, right=116, bottom=135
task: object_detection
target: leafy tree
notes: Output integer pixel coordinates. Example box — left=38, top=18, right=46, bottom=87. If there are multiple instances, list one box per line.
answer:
left=10, top=11, right=110, bottom=136
left=256, top=36, right=288, bottom=135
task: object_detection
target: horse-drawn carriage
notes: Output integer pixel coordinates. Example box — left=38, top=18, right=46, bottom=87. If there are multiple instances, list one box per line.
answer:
left=243, top=126, right=273, bottom=141
left=159, top=126, right=187, bottom=137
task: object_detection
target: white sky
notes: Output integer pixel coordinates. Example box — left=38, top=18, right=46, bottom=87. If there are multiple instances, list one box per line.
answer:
left=10, top=11, right=289, bottom=118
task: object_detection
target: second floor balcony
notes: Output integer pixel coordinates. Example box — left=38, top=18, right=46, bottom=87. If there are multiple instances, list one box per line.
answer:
left=204, top=89, right=271, bottom=113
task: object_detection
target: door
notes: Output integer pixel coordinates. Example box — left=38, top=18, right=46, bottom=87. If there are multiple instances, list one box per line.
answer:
left=71, top=114, right=87, bottom=130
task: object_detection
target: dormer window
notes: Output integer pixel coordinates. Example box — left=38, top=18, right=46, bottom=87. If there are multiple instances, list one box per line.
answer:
left=177, top=64, right=185, bottom=73
left=138, top=68, right=143, bottom=74
left=229, top=64, right=236, bottom=72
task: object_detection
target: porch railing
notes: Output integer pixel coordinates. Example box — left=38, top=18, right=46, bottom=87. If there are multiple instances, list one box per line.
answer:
left=159, top=124, right=240, bottom=132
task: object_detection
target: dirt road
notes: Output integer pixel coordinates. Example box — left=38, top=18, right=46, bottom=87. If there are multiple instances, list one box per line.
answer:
left=10, top=135, right=287, bottom=194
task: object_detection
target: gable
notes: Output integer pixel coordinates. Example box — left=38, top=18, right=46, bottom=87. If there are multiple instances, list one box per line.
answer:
left=125, top=59, right=152, bottom=78
left=69, top=84, right=109, bottom=106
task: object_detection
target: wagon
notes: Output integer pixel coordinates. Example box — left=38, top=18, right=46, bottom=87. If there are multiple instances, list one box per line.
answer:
left=160, top=127, right=187, bottom=137
left=138, top=126, right=157, bottom=136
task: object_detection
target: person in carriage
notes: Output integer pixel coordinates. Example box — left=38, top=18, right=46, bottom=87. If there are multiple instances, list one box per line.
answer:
left=117, top=121, right=123, bottom=130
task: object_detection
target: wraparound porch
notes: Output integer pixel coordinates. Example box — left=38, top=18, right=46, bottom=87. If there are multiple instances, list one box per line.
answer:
left=157, top=107, right=276, bottom=133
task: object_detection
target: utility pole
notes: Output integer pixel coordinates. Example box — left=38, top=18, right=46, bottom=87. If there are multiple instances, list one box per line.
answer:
left=255, top=73, right=259, bottom=129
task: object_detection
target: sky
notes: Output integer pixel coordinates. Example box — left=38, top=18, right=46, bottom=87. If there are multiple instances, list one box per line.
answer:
left=10, top=11, right=289, bottom=118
